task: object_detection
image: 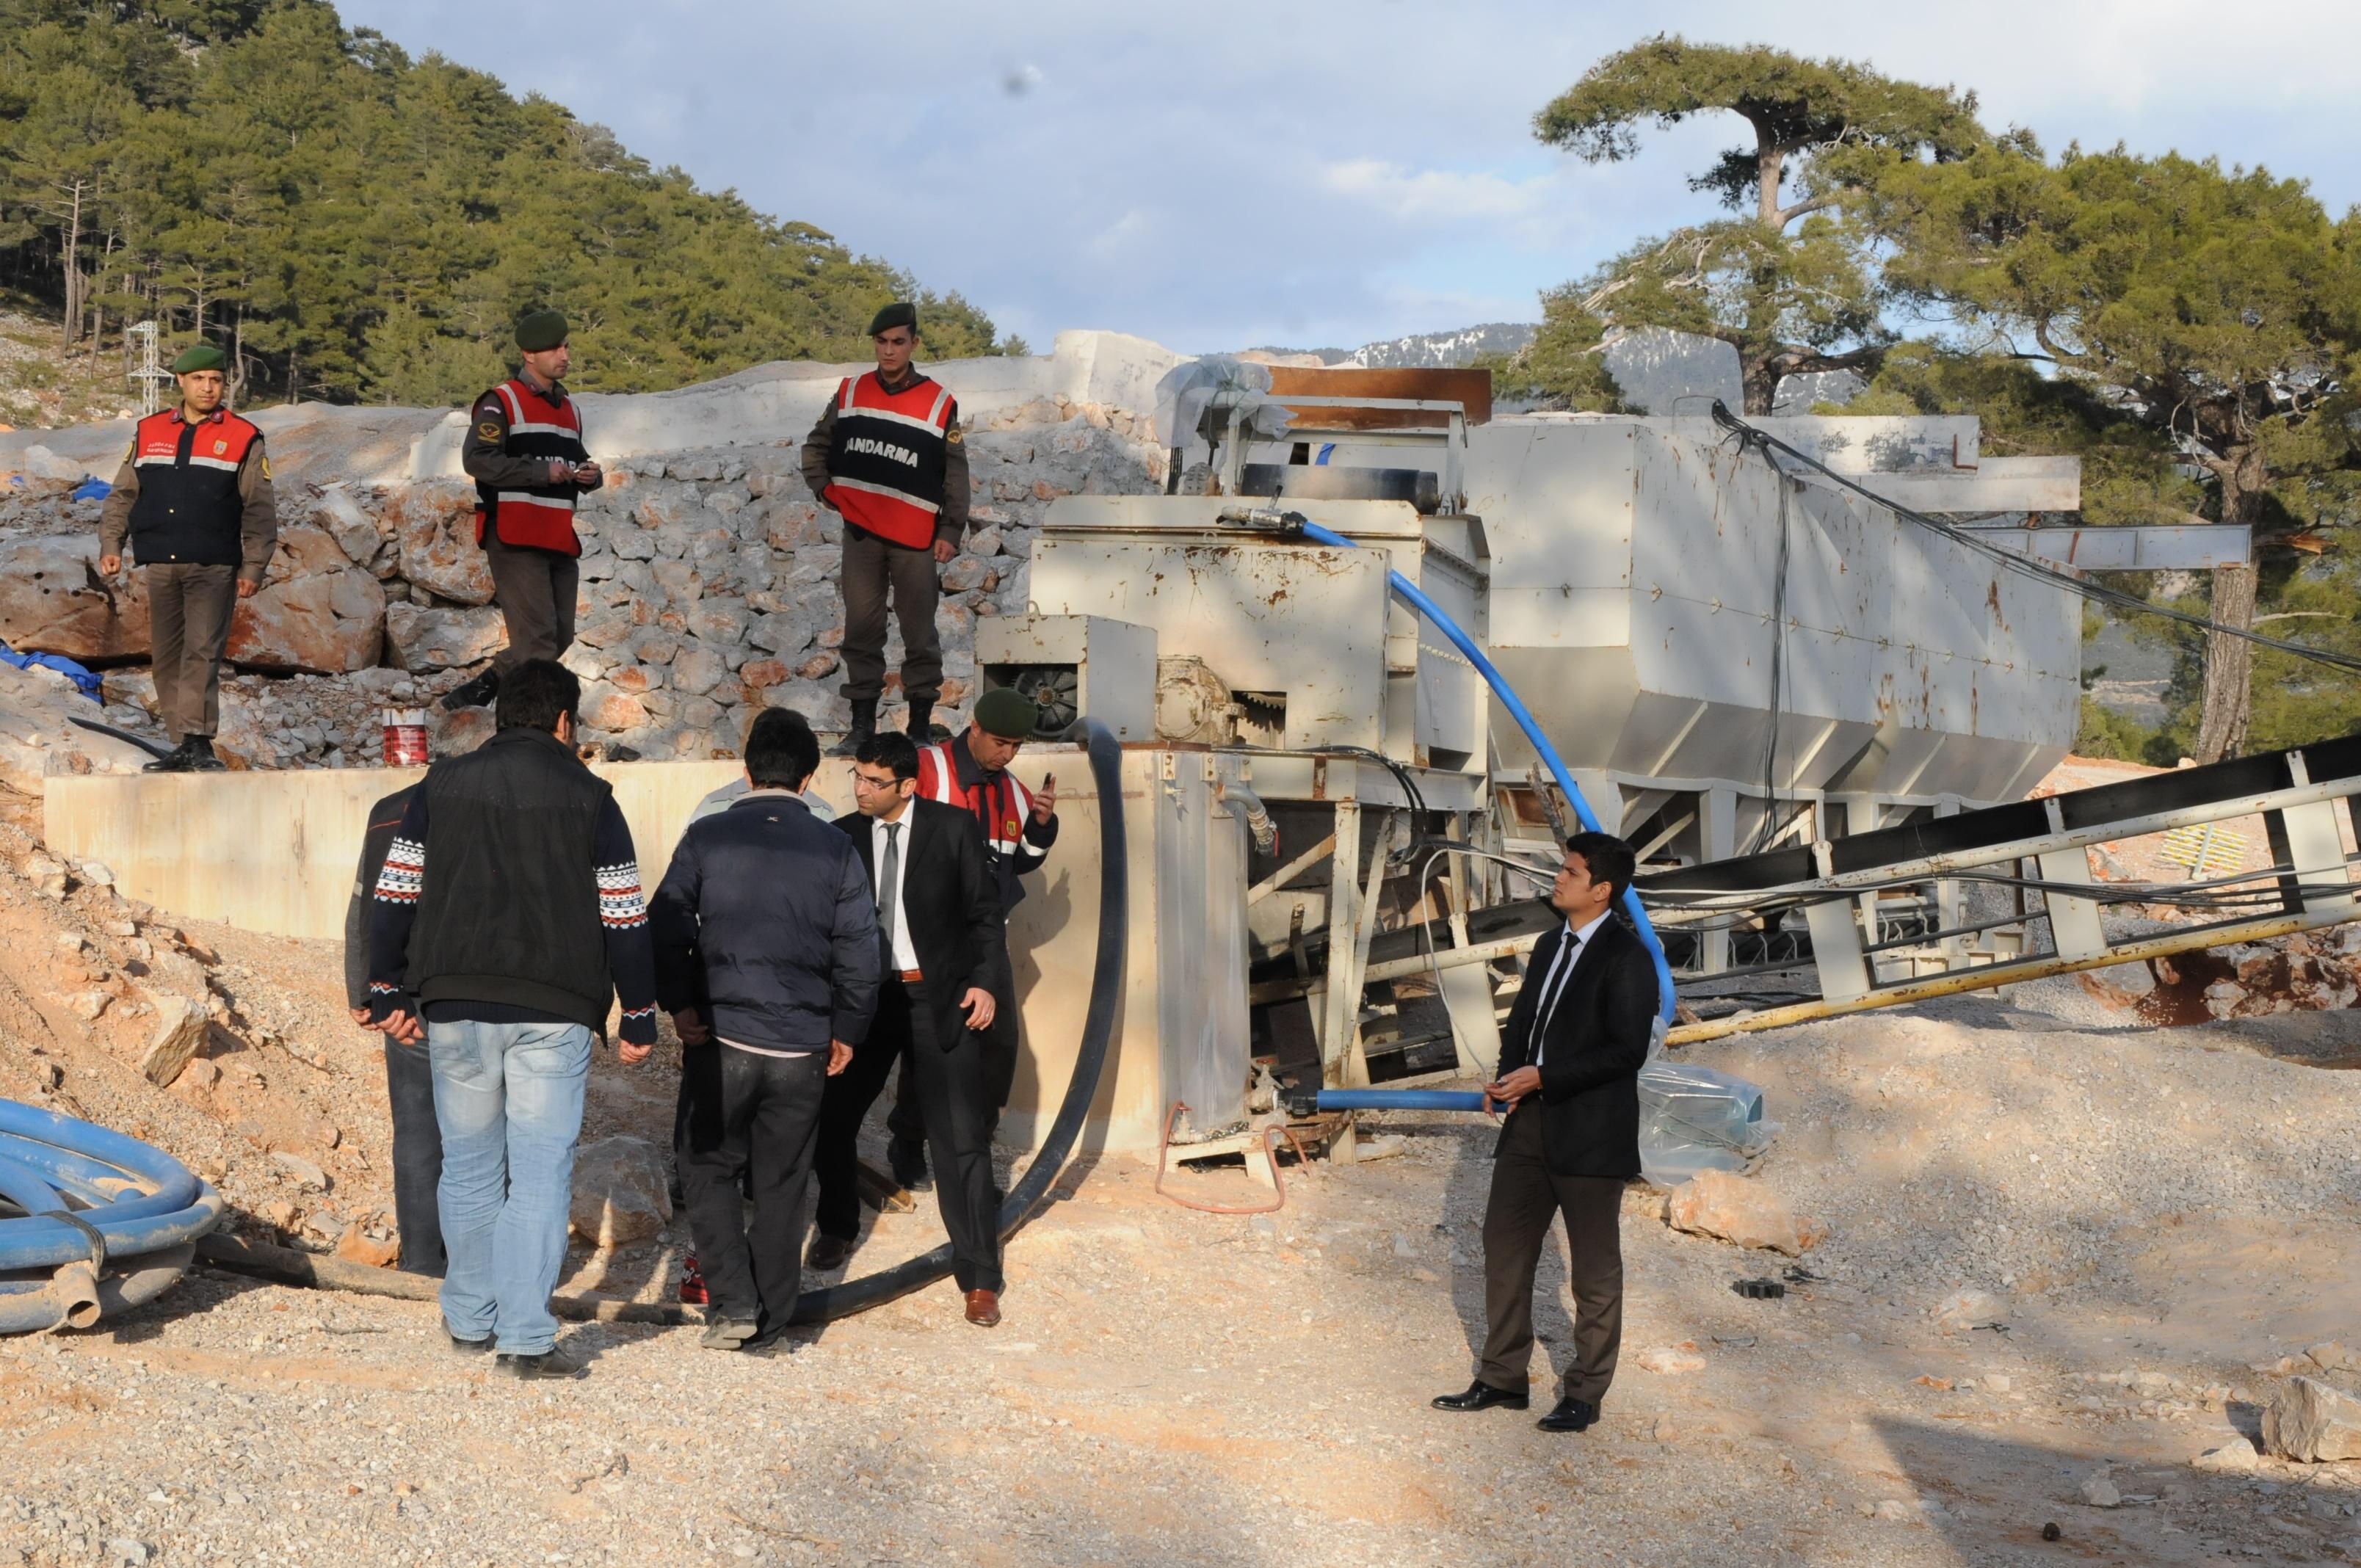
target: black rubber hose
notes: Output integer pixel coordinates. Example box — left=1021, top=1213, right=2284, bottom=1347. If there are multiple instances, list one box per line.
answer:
left=69, top=715, right=175, bottom=760
left=786, top=716, right=1128, bottom=1324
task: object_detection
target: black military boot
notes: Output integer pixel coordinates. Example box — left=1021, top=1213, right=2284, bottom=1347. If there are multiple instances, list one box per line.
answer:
left=904, top=697, right=935, bottom=741
left=439, top=666, right=501, bottom=712
left=830, top=697, right=877, bottom=758
left=183, top=736, right=227, bottom=772
left=141, top=738, right=196, bottom=774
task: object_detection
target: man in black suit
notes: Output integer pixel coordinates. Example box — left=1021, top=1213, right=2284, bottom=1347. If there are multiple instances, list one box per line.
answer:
left=809, top=730, right=1012, bottom=1326
left=1435, top=831, right=1658, bottom=1434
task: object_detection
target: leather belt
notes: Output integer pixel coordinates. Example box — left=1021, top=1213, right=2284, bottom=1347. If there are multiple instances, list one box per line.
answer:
left=898, top=968, right=925, bottom=984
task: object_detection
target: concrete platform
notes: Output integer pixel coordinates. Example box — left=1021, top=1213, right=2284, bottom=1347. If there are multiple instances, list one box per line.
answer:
left=42, top=748, right=1190, bottom=1158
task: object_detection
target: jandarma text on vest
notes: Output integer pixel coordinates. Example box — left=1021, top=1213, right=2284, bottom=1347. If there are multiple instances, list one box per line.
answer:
left=841, top=435, right=922, bottom=468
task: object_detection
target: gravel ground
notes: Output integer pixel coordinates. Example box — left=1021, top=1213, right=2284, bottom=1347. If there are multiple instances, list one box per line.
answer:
left=4, top=976, right=2361, bottom=1565
left=5, top=779, right=2361, bottom=1564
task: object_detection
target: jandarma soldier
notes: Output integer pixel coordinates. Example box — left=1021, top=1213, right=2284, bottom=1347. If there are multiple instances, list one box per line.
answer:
left=443, top=309, right=605, bottom=711
left=97, top=343, right=278, bottom=773
left=800, top=301, right=972, bottom=754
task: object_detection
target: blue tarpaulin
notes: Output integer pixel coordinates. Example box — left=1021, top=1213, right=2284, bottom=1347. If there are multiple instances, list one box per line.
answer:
left=70, top=478, right=111, bottom=502
left=0, top=642, right=103, bottom=702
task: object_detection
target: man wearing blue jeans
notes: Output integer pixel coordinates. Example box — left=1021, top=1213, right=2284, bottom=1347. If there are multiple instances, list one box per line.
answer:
left=367, top=658, right=659, bottom=1380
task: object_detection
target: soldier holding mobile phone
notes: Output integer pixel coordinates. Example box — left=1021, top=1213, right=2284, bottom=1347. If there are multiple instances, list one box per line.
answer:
left=442, top=309, right=608, bottom=712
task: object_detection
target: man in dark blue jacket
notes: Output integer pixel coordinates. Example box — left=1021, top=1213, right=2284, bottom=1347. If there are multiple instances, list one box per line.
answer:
left=651, top=708, right=881, bottom=1351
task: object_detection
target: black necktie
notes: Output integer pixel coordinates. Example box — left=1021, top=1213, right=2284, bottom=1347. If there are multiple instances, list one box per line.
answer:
left=1534, top=929, right=1581, bottom=1067
left=878, top=822, right=902, bottom=960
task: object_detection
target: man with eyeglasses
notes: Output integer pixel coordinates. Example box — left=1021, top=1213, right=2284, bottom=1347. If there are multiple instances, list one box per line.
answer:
left=808, top=732, right=1011, bottom=1326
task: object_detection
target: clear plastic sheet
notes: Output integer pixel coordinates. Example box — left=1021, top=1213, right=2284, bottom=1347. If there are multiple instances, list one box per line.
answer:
left=1639, top=1059, right=1779, bottom=1186
left=1150, top=355, right=1296, bottom=452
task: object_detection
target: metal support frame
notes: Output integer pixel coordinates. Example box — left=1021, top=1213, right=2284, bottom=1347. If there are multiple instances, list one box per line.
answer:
left=1658, top=736, right=2361, bottom=1047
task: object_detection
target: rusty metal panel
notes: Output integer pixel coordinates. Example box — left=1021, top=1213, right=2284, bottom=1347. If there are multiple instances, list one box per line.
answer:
left=1263, top=366, right=1493, bottom=427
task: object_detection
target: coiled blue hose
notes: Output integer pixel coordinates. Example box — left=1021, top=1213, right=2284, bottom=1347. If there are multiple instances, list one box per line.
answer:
left=0, top=1098, right=225, bottom=1332
left=1274, top=515, right=1679, bottom=1023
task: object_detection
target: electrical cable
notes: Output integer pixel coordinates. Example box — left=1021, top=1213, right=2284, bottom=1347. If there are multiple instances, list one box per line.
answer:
left=1707, top=402, right=2361, bottom=678
left=783, top=718, right=1128, bottom=1324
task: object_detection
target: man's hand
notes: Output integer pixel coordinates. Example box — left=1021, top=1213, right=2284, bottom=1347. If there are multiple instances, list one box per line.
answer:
left=618, top=1039, right=652, bottom=1066
left=672, top=1006, right=711, bottom=1045
left=1031, top=772, right=1057, bottom=826
left=932, top=537, right=957, bottom=565
left=547, top=458, right=574, bottom=485
left=379, top=1009, right=425, bottom=1046
left=960, top=987, right=996, bottom=1031
left=827, top=1039, right=852, bottom=1076
left=572, top=460, right=604, bottom=490
left=1484, top=1065, right=1542, bottom=1111
left=98, top=553, right=121, bottom=576
left=236, top=578, right=258, bottom=599
left=349, top=1006, right=375, bottom=1029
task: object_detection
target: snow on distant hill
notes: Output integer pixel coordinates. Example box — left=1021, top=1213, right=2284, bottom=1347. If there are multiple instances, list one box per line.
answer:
left=1247, top=322, right=1535, bottom=370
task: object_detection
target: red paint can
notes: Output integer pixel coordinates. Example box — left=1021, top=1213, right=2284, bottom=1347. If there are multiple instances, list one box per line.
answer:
left=382, top=708, right=429, bottom=768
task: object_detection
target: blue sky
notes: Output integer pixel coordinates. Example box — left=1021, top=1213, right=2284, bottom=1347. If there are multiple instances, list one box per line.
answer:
left=336, top=0, right=2361, bottom=355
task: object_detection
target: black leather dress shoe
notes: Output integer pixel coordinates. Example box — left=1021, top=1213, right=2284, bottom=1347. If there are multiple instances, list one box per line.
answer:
left=1536, top=1396, right=1600, bottom=1432
left=805, top=1232, right=853, bottom=1271
left=1431, top=1379, right=1529, bottom=1412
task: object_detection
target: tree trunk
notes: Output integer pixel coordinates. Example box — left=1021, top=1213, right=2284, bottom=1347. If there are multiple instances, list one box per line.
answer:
left=57, top=178, right=85, bottom=347
left=1741, top=352, right=1778, bottom=416
left=2193, top=456, right=2266, bottom=763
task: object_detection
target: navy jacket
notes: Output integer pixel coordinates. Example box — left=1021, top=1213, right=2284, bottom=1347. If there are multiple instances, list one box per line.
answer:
left=650, top=790, right=881, bottom=1053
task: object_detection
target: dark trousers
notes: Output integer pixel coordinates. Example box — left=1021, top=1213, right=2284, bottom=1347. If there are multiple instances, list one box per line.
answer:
left=838, top=523, right=941, bottom=704
left=883, top=972, right=1018, bottom=1152
left=384, top=1038, right=446, bottom=1277
left=678, top=1045, right=829, bottom=1329
left=819, top=981, right=1001, bottom=1291
left=485, top=531, right=579, bottom=672
left=813, top=1006, right=907, bottom=1241
left=1477, top=1103, right=1625, bottom=1403
left=145, top=562, right=238, bottom=741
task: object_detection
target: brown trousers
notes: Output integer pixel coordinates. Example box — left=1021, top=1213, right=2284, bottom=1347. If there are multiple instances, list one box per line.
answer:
left=837, top=523, right=942, bottom=704
left=145, top=562, right=239, bottom=741
left=485, top=531, right=579, bottom=672
left=1477, top=1103, right=1626, bottom=1403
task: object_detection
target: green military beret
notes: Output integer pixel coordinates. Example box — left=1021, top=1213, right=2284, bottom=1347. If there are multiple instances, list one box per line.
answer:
left=515, top=309, right=570, bottom=352
left=868, top=301, right=918, bottom=337
left=170, top=344, right=228, bottom=374
left=973, top=686, right=1040, bottom=741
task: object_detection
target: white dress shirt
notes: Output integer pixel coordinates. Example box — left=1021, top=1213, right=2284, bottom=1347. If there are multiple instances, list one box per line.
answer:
left=1526, top=909, right=1611, bottom=1068
left=871, top=810, right=921, bottom=976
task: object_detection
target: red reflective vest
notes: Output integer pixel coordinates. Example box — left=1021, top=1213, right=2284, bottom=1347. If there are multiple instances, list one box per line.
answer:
left=474, top=377, right=587, bottom=556
left=125, top=407, right=264, bottom=568
left=917, top=737, right=1038, bottom=868
left=823, top=371, right=954, bottom=549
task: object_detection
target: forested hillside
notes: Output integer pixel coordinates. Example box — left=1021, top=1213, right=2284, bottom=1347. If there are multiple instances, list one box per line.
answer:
left=0, top=0, right=1007, bottom=410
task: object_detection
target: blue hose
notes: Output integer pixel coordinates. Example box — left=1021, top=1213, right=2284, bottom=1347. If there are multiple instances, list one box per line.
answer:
left=0, top=1099, right=225, bottom=1332
left=1288, top=518, right=1678, bottom=1022
left=1313, top=1089, right=1490, bottom=1113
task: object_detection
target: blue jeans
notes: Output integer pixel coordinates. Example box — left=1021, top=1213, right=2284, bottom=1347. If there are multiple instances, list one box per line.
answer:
left=427, top=1018, right=592, bottom=1354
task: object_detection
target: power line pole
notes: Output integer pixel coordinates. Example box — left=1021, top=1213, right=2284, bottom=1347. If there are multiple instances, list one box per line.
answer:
left=127, top=321, right=171, bottom=415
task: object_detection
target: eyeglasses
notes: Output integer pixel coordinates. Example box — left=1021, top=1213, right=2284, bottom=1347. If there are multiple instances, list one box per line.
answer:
left=852, top=772, right=903, bottom=792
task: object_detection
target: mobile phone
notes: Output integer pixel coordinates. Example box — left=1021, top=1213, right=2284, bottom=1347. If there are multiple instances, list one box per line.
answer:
left=1042, top=772, right=1056, bottom=791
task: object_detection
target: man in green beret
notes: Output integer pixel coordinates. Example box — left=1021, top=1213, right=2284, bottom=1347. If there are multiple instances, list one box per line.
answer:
left=799, top=301, right=973, bottom=754
left=441, top=309, right=606, bottom=711
left=98, top=342, right=278, bottom=772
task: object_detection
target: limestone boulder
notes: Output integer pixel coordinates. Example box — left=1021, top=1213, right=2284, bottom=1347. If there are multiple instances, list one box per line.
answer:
left=0, top=534, right=149, bottom=661
left=386, top=481, right=496, bottom=606
left=569, top=1136, right=671, bottom=1249
left=2264, top=1376, right=2361, bottom=1462
left=385, top=601, right=506, bottom=672
left=228, top=526, right=387, bottom=674
left=1664, top=1169, right=1826, bottom=1255
left=314, top=483, right=386, bottom=567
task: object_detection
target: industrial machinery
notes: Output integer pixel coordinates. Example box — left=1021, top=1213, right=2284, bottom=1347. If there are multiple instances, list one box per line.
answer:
left=980, top=367, right=2264, bottom=1161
